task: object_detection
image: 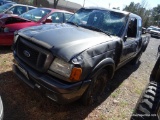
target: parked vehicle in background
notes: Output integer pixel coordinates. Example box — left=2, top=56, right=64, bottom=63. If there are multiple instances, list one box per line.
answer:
left=13, top=7, right=150, bottom=105
left=0, top=2, right=16, bottom=14
left=0, top=96, right=3, bottom=120
left=142, top=27, right=146, bottom=34
left=0, top=0, right=15, bottom=6
left=131, top=45, right=160, bottom=120
left=150, top=27, right=160, bottom=38
left=0, top=8, right=73, bottom=45
left=146, top=26, right=157, bottom=33
left=0, top=3, right=36, bottom=17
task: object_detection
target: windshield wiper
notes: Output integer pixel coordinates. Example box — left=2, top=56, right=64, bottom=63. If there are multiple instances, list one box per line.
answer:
left=67, top=21, right=79, bottom=27
left=80, top=25, right=111, bottom=36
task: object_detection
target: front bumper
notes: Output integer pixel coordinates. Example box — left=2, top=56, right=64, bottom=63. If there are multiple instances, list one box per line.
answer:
left=13, top=55, right=91, bottom=104
left=0, top=97, right=3, bottom=120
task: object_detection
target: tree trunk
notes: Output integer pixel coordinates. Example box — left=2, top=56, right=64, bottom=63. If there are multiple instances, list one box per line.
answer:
left=54, top=0, right=59, bottom=8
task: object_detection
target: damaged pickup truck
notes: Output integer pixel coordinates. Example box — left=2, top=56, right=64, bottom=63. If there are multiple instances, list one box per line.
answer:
left=12, top=7, right=150, bottom=105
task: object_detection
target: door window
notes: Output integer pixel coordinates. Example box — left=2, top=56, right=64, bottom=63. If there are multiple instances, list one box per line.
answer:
left=47, top=12, right=64, bottom=23
left=9, top=6, right=27, bottom=15
left=127, top=18, right=137, bottom=38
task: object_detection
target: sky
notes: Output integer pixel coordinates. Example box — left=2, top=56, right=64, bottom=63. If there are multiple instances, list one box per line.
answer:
left=67, top=0, right=160, bottom=10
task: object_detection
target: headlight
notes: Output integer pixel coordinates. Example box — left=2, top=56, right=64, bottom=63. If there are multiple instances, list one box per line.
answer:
left=49, top=58, right=82, bottom=82
left=50, top=58, right=73, bottom=78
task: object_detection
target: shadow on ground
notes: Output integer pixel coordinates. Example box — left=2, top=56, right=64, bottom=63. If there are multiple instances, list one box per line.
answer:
left=0, top=46, right=12, bottom=54
left=0, top=62, right=140, bottom=120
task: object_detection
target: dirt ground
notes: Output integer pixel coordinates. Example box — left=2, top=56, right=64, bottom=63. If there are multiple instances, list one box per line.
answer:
left=0, top=37, right=160, bottom=120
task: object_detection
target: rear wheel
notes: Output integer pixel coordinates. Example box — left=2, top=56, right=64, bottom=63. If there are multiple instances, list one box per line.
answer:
left=131, top=51, right=142, bottom=65
left=81, top=69, right=108, bottom=105
left=131, top=82, right=160, bottom=120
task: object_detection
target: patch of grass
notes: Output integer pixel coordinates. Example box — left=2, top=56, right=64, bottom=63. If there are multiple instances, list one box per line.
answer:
left=98, top=113, right=107, bottom=120
left=111, top=89, right=121, bottom=98
left=119, top=100, right=128, bottom=107
left=135, top=89, right=142, bottom=95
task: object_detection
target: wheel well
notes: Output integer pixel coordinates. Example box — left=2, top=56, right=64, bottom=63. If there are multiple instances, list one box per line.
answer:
left=104, top=65, right=114, bottom=79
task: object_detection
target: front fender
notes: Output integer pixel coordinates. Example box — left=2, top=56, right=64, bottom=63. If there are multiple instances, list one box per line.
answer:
left=88, top=58, right=115, bottom=79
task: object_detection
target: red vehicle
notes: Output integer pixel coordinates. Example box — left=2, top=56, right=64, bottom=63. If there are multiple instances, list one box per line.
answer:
left=0, top=7, right=73, bottom=45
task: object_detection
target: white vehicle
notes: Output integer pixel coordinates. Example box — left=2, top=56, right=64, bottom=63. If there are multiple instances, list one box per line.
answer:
left=146, top=26, right=157, bottom=33
left=150, top=27, right=160, bottom=38
left=0, top=3, right=36, bottom=16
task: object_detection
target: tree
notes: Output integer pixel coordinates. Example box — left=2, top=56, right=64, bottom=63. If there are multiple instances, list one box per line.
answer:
left=53, top=0, right=59, bottom=8
left=152, top=5, right=160, bottom=26
left=123, top=0, right=153, bottom=27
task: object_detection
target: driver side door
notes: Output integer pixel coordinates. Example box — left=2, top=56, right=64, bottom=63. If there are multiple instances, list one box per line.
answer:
left=120, top=17, right=140, bottom=63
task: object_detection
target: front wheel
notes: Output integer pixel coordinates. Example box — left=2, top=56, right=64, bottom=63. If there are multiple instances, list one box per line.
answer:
left=81, top=69, right=108, bottom=106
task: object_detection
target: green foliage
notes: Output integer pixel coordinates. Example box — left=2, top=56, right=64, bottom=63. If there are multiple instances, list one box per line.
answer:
left=123, top=0, right=160, bottom=27
left=152, top=5, right=160, bottom=26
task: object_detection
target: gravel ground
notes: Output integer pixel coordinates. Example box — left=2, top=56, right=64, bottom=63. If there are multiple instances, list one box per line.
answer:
left=0, top=37, right=160, bottom=120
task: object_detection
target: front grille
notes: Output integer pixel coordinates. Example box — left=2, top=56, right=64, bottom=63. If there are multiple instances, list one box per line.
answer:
left=16, top=37, right=53, bottom=72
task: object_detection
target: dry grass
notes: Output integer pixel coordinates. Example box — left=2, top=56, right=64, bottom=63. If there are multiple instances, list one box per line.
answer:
left=0, top=38, right=159, bottom=120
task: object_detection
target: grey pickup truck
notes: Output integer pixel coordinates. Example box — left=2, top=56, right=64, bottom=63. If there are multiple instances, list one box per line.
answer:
left=12, top=7, right=150, bottom=105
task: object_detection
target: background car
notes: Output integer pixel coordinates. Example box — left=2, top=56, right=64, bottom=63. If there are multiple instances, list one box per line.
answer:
left=131, top=45, right=160, bottom=120
left=142, top=27, right=146, bottom=34
left=150, top=27, right=160, bottom=38
left=0, top=96, right=3, bottom=120
left=146, top=26, right=157, bottom=33
left=0, top=7, right=73, bottom=45
left=0, top=0, right=15, bottom=6
left=0, top=2, right=16, bottom=14
left=0, top=3, right=36, bottom=17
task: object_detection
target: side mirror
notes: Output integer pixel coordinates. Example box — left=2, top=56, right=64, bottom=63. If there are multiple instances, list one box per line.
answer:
left=43, top=18, right=52, bottom=24
left=6, top=10, right=13, bottom=14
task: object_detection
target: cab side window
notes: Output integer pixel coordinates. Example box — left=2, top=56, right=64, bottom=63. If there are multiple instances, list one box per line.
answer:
left=9, top=6, right=27, bottom=15
left=127, top=18, right=137, bottom=38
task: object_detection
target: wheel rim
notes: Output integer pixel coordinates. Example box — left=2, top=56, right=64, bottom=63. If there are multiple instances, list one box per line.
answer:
left=90, top=72, right=108, bottom=102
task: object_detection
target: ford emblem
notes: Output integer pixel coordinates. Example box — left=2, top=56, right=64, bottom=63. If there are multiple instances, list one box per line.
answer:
left=23, top=50, right=30, bottom=58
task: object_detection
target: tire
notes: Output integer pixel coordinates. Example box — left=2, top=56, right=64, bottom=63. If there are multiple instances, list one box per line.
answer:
left=131, top=51, right=142, bottom=65
left=131, top=82, right=160, bottom=120
left=150, top=56, right=160, bottom=82
left=81, top=69, right=108, bottom=106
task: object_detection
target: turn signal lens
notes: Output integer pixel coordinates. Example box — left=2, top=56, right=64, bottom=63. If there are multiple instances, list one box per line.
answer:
left=69, top=67, right=82, bottom=82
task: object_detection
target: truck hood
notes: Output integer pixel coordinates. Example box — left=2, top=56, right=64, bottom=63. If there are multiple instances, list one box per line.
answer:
left=18, top=23, right=120, bottom=61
